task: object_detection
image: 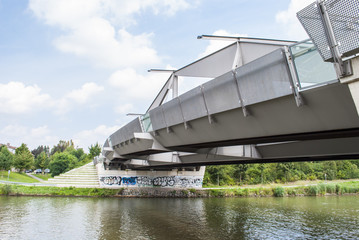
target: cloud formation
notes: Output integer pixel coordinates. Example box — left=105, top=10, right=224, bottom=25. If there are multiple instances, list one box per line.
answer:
left=0, top=124, right=58, bottom=149
left=72, top=124, right=121, bottom=149
left=199, top=30, right=247, bottom=58
left=276, top=0, right=313, bottom=40
left=0, top=82, right=52, bottom=114
left=29, top=0, right=193, bottom=69
left=108, top=68, right=171, bottom=101
left=55, top=82, right=105, bottom=114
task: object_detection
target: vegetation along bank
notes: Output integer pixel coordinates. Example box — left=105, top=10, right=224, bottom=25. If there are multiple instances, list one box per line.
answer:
left=1, top=180, right=359, bottom=198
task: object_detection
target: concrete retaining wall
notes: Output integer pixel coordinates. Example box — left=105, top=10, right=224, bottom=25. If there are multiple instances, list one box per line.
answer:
left=96, top=162, right=205, bottom=188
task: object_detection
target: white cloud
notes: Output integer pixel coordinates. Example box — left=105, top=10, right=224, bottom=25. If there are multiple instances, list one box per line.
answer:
left=0, top=82, right=52, bottom=114
left=55, top=82, right=104, bottom=114
left=276, top=0, right=313, bottom=40
left=108, top=68, right=171, bottom=100
left=114, top=103, right=134, bottom=115
left=28, top=0, right=193, bottom=69
left=66, top=82, right=104, bottom=104
left=0, top=123, right=121, bottom=151
left=72, top=124, right=121, bottom=150
left=199, top=30, right=247, bottom=58
left=0, top=81, right=105, bottom=115
left=1, top=124, right=58, bottom=150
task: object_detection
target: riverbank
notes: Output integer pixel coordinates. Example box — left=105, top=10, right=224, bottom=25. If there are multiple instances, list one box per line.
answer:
left=1, top=180, right=359, bottom=198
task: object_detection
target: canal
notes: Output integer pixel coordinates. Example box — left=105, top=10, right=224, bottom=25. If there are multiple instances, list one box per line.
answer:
left=0, top=195, right=358, bottom=239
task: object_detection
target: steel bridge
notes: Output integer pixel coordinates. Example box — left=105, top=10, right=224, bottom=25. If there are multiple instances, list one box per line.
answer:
left=101, top=0, right=359, bottom=170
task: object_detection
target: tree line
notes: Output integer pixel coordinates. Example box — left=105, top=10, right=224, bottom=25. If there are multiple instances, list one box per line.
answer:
left=204, top=160, right=359, bottom=186
left=0, top=140, right=101, bottom=177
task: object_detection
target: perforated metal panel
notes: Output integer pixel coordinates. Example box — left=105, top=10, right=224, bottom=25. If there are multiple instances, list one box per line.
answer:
left=326, top=0, right=359, bottom=58
left=297, top=0, right=359, bottom=62
left=297, top=2, right=331, bottom=60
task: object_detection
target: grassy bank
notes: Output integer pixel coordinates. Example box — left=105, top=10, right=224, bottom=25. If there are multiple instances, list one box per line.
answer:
left=1, top=181, right=359, bottom=198
left=0, top=184, right=122, bottom=197
left=31, top=174, right=52, bottom=181
left=203, top=181, right=359, bottom=197
left=0, top=171, right=39, bottom=183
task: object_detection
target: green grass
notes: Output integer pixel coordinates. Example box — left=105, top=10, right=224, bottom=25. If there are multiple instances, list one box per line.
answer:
left=0, top=171, right=39, bottom=183
left=0, top=184, right=123, bottom=197
left=32, top=174, right=52, bottom=181
left=1, top=180, right=359, bottom=198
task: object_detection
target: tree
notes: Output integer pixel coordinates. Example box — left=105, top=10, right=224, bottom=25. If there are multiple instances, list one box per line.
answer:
left=31, top=145, right=50, bottom=159
left=34, top=151, right=50, bottom=174
left=88, top=143, right=101, bottom=158
left=67, top=147, right=86, bottom=161
left=0, top=146, right=14, bottom=170
left=50, top=140, right=74, bottom=155
left=49, top=152, right=77, bottom=177
left=13, top=143, right=34, bottom=172
left=233, top=164, right=248, bottom=183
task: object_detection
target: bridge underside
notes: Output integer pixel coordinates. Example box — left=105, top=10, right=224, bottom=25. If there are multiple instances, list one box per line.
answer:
left=102, top=30, right=359, bottom=171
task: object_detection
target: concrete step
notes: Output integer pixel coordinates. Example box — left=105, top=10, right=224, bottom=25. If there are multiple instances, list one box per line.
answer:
left=44, top=162, right=99, bottom=187
left=55, top=184, right=100, bottom=188
left=48, top=181, right=99, bottom=185
left=58, top=173, right=98, bottom=177
left=48, top=179, right=99, bottom=182
left=53, top=176, right=98, bottom=180
left=64, top=172, right=97, bottom=175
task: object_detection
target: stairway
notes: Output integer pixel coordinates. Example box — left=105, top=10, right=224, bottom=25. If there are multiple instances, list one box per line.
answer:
left=46, top=162, right=100, bottom=187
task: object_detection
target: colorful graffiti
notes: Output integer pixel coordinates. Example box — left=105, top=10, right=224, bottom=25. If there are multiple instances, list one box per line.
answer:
left=122, top=177, right=137, bottom=185
left=100, top=175, right=203, bottom=188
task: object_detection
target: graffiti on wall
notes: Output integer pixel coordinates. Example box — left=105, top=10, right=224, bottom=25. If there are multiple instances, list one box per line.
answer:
left=137, top=176, right=153, bottom=187
left=99, top=175, right=203, bottom=188
left=122, top=177, right=137, bottom=185
left=100, top=176, right=122, bottom=185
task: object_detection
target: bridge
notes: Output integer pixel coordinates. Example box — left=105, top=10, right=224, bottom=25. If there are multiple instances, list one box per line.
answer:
left=97, top=0, right=359, bottom=188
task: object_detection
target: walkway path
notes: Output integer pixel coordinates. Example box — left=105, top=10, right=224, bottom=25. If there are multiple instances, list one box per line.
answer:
left=26, top=173, right=45, bottom=182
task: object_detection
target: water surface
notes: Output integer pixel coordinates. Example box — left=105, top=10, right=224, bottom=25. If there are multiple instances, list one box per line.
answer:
left=0, top=195, right=358, bottom=239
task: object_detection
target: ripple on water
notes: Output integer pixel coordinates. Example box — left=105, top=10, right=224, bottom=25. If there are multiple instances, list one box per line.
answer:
left=0, top=195, right=358, bottom=240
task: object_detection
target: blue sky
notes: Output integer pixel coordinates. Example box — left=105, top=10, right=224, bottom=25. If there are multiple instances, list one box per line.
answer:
left=0, top=0, right=312, bottom=151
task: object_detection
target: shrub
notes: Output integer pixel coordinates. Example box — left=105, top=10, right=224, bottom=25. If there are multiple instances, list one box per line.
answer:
left=262, top=188, right=272, bottom=196
left=326, top=184, right=336, bottom=194
left=243, top=188, right=249, bottom=196
left=189, top=188, right=196, bottom=194
left=287, top=188, right=297, bottom=196
left=307, top=185, right=319, bottom=196
left=209, top=189, right=225, bottom=197
left=234, top=188, right=244, bottom=196
left=181, top=190, right=189, bottom=196
left=336, top=184, right=343, bottom=194
left=308, top=175, right=317, bottom=181
left=273, top=187, right=285, bottom=197
left=318, top=183, right=326, bottom=195
left=0, top=184, right=12, bottom=195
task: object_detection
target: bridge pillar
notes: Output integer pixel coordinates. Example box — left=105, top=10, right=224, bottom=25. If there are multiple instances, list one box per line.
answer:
left=340, top=57, right=359, bottom=116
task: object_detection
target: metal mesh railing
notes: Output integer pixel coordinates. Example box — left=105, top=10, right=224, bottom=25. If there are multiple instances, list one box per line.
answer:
left=297, top=0, right=359, bottom=62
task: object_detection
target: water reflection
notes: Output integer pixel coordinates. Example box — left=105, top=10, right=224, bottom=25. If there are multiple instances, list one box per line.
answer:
left=0, top=196, right=358, bottom=239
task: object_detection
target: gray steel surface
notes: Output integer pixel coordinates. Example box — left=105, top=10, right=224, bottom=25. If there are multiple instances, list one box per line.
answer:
left=151, top=82, right=359, bottom=148
left=109, top=117, right=143, bottom=146
left=235, top=49, right=292, bottom=105
left=150, top=48, right=294, bottom=131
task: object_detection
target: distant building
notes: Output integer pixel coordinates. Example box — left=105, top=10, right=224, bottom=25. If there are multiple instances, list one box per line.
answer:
left=0, top=143, right=17, bottom=153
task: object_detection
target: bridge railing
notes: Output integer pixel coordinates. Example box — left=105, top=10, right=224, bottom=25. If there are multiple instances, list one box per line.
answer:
left=289, top=40, right=337, bottom=89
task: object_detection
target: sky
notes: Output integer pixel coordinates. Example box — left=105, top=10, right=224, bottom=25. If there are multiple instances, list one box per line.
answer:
left=0, top=0, right=313, bottom=151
